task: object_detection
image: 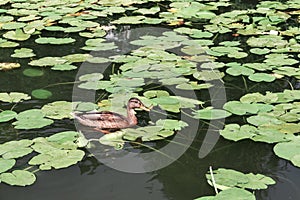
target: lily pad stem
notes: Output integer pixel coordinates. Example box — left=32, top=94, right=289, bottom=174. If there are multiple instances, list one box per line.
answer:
left=209, top=166, right=219, bottom=194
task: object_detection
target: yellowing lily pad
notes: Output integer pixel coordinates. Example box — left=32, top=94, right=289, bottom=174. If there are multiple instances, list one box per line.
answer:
left=0, top=62, right=20, bottom=71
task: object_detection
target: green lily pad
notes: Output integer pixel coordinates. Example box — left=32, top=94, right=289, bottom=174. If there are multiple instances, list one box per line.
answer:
left=31, top=89, right=52, bottom=99
left=0, top=92, right=30, bottom=103
left=250, top=48, right=270, bottom=55
left=215, top=188, right=255, bottom=200
left=193, top=108, right=232, bottom=120
left=62, top=54, right=91, bottom=63
left=193, top=71, right=224, bottom=81
left=41, top=101, right=73, bottom=119
left=274, top=140, right=300, bottom=167
left=11, top=48, right=35, bottom=58
left=223, top=101, right=259, bottom=115
left=249, top=73, right=276, bottom=82
left=86, top=57, right=110, bottom=64
left=0, top=110, right=17, bottom=122
left=29, top=57, right=68, bottom=67
left=51, top=64, right=77, bottom=71
left=0, top=39, right=19, bottom=48
left=2, top=22, right=26, bottom=30
left=220, top=124, right=257, bottom=142
left=156, top=119, right=188, bottom=131
left=0, top=170, right=36, bottom=186
left=35, top=37, right=75, bottom=45
left=79, top=73, right=104, bottom=82
left=0, top=139, right=33, bottom=159
left=99, top=131, right=125, bottom=149
left=23, top=68, right=44, bottom=77
left=13, top=109, right=54, bottom=129
left=0, top=158, right=16, bottom=173
left=47, top=131, right=79, bottom=144
left=28, top=149, right=85, bottom=170
left=3, top=29, right=30, bottom=41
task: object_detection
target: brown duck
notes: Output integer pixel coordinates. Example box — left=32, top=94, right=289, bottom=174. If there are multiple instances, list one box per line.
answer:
left=73, top=98, right=150, bottom=134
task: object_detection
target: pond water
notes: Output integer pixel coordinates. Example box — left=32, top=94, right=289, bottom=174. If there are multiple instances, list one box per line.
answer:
left=0, top=0, right=300, bottom=199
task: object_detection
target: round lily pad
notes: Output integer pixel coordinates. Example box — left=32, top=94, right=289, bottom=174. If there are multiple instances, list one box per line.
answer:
left=23, top=68, right=44, bottom=77
left=0, top=110, right=17, bottom=122
left=31, top=89, right=52, bottom=99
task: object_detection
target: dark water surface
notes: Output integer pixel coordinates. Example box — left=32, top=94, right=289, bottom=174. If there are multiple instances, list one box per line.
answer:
left=0, top=0, right=300, bottom=199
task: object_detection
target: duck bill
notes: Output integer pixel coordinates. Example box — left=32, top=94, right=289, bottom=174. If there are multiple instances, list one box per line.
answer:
left=140, top=104, right=151, bottom=112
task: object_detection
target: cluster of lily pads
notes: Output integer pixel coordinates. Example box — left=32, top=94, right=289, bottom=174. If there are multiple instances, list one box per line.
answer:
left=0, top=1, right=299, bottom=199
left=0, top=131, right=84, bottom=186
left=220, top=90, right=300, bottom=168
left=195, top=168, right=276, bottom=200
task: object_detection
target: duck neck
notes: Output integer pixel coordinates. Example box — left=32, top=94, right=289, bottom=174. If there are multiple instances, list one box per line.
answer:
left=126, top=108, right=138, bottom=126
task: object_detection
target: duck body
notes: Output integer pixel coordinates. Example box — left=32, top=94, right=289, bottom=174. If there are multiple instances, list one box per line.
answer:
left=73, top=98, right=150, bottom=133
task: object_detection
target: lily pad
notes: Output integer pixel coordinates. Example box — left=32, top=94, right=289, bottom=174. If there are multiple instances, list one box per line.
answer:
left=3, top=29, right=30, bottom=41
left=51, top=64, right=77, bottom=71
left=0, top=158, right=16, bottom=173
left=41, top=101, right=73, bottom=119
left=193, top=108, right=232, bottom=120
left=13, top=109, right=54, bottom=129
left=0, top=170, right=36, bottom=186
left=28, top=149, right=85, bottom=170
left=11, top=48, right=35, bottom=58
left=223, top=101, right=259, bottom=115
left=35, top=37, right=75, bottom=45
left=0, top=92, right=30, bottom=103
left=0, top=62, right=20, bottom=71
left=249, top=73, right=276, bottom=82
left=0, top=139, right=33, bottom=159
left=274, top=140, right=300, bottom=167
left=220, top=124, right=257, bottom=142
left=23, top=68, right=44, bottom=77
left=29, top=57, right=68, bottom=67
left=31, top=89, right=52, bottom=99
left=0, top=110, right=17, bottom=122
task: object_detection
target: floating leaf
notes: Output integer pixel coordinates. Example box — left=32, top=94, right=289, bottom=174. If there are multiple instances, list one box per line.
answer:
left=250, top=48, right=270, bottom=55
left=41, top=101, right=73, bottom=119
left=0, top=170, right=36, bottom=186
left=249, top=73, right=276, bottom=82
left=13, top=109, right=54, bottom=129
left=31, top=89, right=52, bottom=99
left=35, top=37, right=75, bottom=45
left=2, top=22, right=26, bottom=30
left=223, top=101, right=259, bottom=115
left=11, top=48, right=35, bottom=58
left=220, top=124, right=257, bottom=142
left=0, top=62, right=20, bottom=71
left=0, top=110, right=17, bottom=122
left=47, top=131, right=79, bottom=144
left=3, top=29, right=30, bottom=41
left=29, top=57, right=67, bottom=67
left=29, top=149, right=85, bottom=170
left=274, top=140, right=300, bottom=167
left=0, top=92, right=30, bottom=103
left=0, top=158, right=16, bottom=173
left=99, top=131, right=125, bottom=149
left=79, top=73, right=104, bottom=82
left=193, top=108, right=232, bottom=120
left=51, top=64, right=77, bottom=71
left=0, top=139, right=33, bottom=159
left=215, top=188, right=255, bottom=200
left=23, top=68, right=44, bottom=77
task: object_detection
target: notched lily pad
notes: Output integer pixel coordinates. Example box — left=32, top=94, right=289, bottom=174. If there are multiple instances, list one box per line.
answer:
left=0, top=170, right=36, bottom=186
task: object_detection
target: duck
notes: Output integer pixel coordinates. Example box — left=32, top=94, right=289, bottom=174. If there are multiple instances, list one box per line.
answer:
left=73, top=98, right=151, bottom=134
